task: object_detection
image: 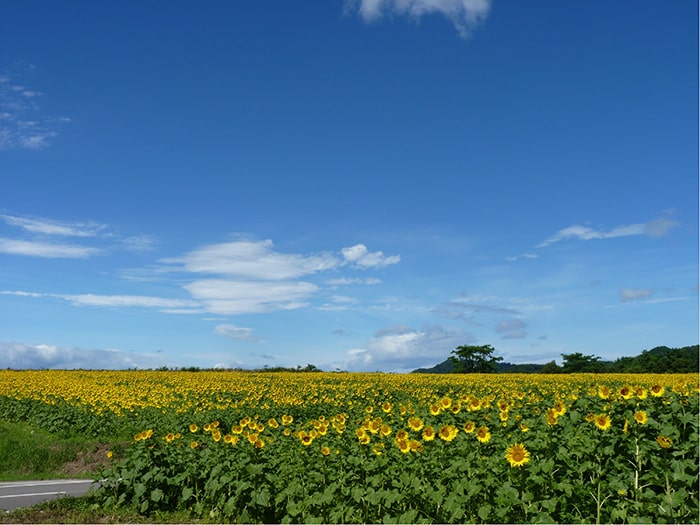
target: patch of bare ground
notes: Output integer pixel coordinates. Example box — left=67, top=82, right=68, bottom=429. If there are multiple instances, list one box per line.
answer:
left=59, top=442, right=113, bottom=477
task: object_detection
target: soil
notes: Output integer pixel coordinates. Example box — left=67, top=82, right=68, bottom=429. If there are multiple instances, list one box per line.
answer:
left=59, top=443, right=113, bottom=477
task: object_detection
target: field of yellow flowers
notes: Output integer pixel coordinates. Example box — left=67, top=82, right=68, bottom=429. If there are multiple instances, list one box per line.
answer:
left=0, top=370, right=697, bottom=523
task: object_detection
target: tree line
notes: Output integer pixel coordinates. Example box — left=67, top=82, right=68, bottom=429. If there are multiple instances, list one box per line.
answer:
left=413, top=344, right=699, bottom=374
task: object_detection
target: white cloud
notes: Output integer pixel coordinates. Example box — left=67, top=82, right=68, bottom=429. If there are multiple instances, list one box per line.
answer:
left=537, top=216, right=679, bottom=248
left=165, top=239, right=339, bottom=280
left=0, top=341, right=165, bottom=369
left=1, top=214, right=106, bottom=237
left=494, top=318, right=527, bottom=339
left=214, top=323, right=261, bottom=342
left=0, top=70, right=69, bottom=150
left=0, top=238, right=102, bottom=258
left=620, top=288, right=652, bottom=302
left=184, top=279, right=318, bottom=315
left=347, top=0, right=491, bottom=38
left=341, top=244, right=400, bottom=268
left=1, top=290, right=201, bottom=311
left=326, top=277, right=382, bottom=286
left=343, top=324, right=468, bottom=372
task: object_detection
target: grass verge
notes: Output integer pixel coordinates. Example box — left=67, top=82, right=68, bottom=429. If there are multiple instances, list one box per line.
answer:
left=0, top=420, right=111, bottom=481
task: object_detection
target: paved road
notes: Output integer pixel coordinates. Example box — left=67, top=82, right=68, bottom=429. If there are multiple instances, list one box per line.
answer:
left=0, top=479, right=96, bottom=511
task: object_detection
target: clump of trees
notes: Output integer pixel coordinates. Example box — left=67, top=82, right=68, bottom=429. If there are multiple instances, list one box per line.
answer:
left=440, top=344, right=699, bottom=374
left=449, top=345, right=503, bottom=373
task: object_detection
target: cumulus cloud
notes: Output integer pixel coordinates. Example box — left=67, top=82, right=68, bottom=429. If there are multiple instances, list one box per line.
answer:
left=341, top=244, right=400, bottom=268
left=214, top=323, right=261, bottom=342
left=346, top=0, right=491, bottom=38
left=0, top=341, right=165, bottom=369
left=620, top=288, right=652, bottom=302
left=343, top=324, right=470, bottom=372
left=164, top=239, right=339, bottom=280
left=537, top=216, right=679, bottom=248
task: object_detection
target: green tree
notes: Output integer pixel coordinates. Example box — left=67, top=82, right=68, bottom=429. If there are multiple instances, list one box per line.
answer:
left=561, top=352, right=603, bottom=373
left=449, top=344, right=503, bottom=373
left=540, top=360, right=562, bottom=374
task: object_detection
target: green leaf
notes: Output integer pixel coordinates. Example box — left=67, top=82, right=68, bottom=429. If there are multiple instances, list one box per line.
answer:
left=150, top=488, right=164, bottom=502
left=478, top=504, right=491, bottom=521
left=181, top=486, right=193, bottom=502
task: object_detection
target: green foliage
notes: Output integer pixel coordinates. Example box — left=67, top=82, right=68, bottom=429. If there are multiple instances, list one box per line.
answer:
left=449, top=345, right=503, bottom=374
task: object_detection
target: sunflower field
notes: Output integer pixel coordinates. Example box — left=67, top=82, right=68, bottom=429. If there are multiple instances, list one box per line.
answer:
left=0, top=370, right=697, bottom=523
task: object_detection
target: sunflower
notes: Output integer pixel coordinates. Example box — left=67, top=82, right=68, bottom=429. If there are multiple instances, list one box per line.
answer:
left=300, top=434, right=314, bottom=446
left=552, top=400, right=567, bottom=417
left=190, top=441, right=198, bottom=449
left=407, top=417, right=424, bottom=432
left=396, top=439, right=411, bottom=454
left=410, top=439, right=424, bottom=452
left=223, top=434, right=234, bottom=444
left=254, top=438, right=265, bottom=449
left=463, top=421, right=476, bottom=433
left=598, top=386, right=611, bottom=399
left=440, top=397, right=452, bottom=409
left=422, top=426, right=436, bottom=441
left=476, top=426, right=491, bottom=443
left=650, top=384, right=665, bottom=397
left=231, top=424, right=243, bottom=435
left=593, top=414, right=611, bottom=431
left=438, top=425, right=458, bottom=442
left=633, top=411, right=647, bottom=424
left=395, top=429, right=409, bottom=441
left=504, top=443, right=530, bottom=467
left=657, top=435, right=672, bottom=449
left=381, top=402, right=392, bottom=413
left=320, top=446, right=331, bottom=456
left=467, top=397, right=482, bottom=411
left=189, top=424, right=198, bottom=433
left=429, top=404, right=441, bottom=416
left=380, top=424, right=392, bottom=437
left=635, top=387, right=648, bottom=400
left=619, top=386, right=633, bottom=400
left=281, top=415, right=294, bottom=425
left=211, top=430, right=221, bottom=442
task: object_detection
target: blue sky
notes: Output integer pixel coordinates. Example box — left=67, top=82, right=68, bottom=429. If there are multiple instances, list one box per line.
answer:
left=0, top=1, right=697, bottom=372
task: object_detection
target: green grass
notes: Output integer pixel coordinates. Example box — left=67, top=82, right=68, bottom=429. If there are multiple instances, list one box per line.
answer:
left=0, top=420, right=107, bottom=481
left=0, top=420, right=197, bottom=523
left=0, top=497, right=198, bottom=524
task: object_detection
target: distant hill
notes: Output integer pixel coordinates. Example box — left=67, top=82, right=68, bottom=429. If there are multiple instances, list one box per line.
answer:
left=411, top=345, right=699, bottom=374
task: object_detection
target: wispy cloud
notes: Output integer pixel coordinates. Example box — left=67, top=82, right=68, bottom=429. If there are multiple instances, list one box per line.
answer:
left=494, top=318, right=527, bottom=339
left=0, top=212, right=155, bottom=258
left=0, top=238, right=102, bottom=258
left=1, top=290, right=201, bottom=312
left=214, top=323, right=261, bottom=342
left=619, top=288, right=652, bottom=302
left=346, top=0, right=492, bottom=38
left=0, top=69, right=70, bottom=150
left=1, top=214, right=106, bottom=237
left=536, top=216, right=679, bottom=248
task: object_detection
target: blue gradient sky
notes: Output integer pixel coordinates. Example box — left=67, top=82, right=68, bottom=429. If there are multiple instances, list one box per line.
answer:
left=1, top=1, right=697, bottom=371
